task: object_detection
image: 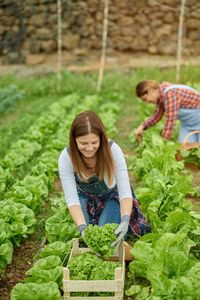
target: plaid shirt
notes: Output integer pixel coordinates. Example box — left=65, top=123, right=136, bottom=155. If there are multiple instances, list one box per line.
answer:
left=79, top=186, right=149, bottom=237
left=142, top=82, right=200, bottom=139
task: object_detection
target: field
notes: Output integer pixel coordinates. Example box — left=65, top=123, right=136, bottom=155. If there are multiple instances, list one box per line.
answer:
left=0, top=66, right=200, bottom=300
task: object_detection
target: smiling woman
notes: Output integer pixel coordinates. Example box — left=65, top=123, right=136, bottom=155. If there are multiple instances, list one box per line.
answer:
left=76, top=133, right=100, bottom=160
left=75, top=133, right=100, bottom=178
left=58, top=111, right=150, bottom=253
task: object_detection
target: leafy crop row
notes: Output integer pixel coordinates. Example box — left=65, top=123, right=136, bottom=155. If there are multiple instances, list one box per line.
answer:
left=126, top=116, right=200, bottom=298
left=10, top=97, right=121, bottom=299
left=0, top=94, right=96, bottom=275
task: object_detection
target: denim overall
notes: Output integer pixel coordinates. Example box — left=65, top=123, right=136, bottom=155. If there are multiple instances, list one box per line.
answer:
left=67, top=142, right=150, bottom=237
left=164, top=84, right=200, bottom=142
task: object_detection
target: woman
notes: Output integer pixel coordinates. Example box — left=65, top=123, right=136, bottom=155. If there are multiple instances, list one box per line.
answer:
left=58, top=111, right=150, bottom=249
left=134, top=80, right=200, bottom=142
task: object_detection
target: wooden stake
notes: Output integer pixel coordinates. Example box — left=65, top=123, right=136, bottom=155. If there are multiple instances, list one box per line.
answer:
left=57, top=0, right=62, bottom=94
left=176, top=0, right=186, bottom=83
left=96, top=0, right=109, bottom=93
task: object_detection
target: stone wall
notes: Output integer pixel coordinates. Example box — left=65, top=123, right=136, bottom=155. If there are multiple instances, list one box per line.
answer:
left=0, top=0, right=200, bottom=64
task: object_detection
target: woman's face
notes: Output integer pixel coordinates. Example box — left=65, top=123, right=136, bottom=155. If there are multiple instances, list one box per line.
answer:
left=76, top=133, right=100, bottom=158
left=140, top=87, right=160, bottom=103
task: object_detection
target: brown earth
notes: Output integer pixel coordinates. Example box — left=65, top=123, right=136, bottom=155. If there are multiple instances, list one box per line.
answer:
left=1, top=50, right=200, bottom=77
left=0, top=237, right=41, bottom=300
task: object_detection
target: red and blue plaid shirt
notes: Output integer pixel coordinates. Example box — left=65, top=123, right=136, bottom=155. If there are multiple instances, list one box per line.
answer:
left=142, top=82, right=200, bottom=139
left=81, top=186, right=149, bottom=237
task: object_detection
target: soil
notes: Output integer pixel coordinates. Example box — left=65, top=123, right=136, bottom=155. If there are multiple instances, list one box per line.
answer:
left=1, top=50, right=200, bottom=77
left=0, top=236, right=41, bottom=300
left=0, top=195, right=54, bottom=300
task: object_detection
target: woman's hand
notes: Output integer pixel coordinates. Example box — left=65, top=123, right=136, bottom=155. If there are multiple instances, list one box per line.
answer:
left=111, top=215, right=130, bottom=249
left=78, top=224, right=87, bottom=238
left=134, top=124, right=144, bottom=142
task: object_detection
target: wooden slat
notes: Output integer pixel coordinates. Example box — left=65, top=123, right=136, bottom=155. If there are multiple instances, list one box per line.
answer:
left=63, top=278, right=123, bottom=292
left=65, top=297, right=122, bottom=300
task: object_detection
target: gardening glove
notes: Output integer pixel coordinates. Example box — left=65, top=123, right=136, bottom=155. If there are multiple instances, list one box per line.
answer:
left=78, top=224, right=87, bottom=239
left=111, top=215, right=130, bottom=249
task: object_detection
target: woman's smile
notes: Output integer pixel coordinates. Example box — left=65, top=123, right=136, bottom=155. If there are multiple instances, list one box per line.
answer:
left=76, top=133, right=100, bottom=158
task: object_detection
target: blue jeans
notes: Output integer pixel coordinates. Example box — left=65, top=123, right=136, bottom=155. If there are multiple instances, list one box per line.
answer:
left=178, top=127, right=200, bottom=143
left=79, top=194, right=121, bottom=226
left=178, top=108, right=200, bottom=142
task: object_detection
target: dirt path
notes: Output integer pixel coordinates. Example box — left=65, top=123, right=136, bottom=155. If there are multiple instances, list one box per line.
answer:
left=0, top=231, right=42, bottom=300
left=0, top=202, right=53, bottom=300
left=1, top=51, right=200, bottom=77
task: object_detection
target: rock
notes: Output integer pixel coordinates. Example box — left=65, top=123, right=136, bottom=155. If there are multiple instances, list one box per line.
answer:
left=156, top=24, right=172, bottom=38
left=36, top=28, right=53, bottom=40
left=73, top=48, right=89, bottom=56
left=148, top=46, right=158, bottom=54
left=186, top=18, right=200, bottom=29
left=40, top=40, right=56, bottom=53
left=62, top=33, right=80, bottom=50
left=26, top=54, right=45, bottom=65
left=157, top=42, right=177, bottom=55
left=164, top=12, right=174, bottom=23
left=3, top=51, right=26, bottom=64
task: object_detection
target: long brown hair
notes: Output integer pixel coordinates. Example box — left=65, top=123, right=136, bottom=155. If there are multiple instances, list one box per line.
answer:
left=69, top=111, right=114, bottom=185
left=136, top=80, right=159, bottom=97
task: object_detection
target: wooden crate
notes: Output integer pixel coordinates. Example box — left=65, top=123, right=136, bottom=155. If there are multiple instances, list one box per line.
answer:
left=62, top=238, right=125, bottom=300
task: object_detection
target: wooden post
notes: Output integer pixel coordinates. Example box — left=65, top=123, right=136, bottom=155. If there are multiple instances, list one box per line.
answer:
left=63, top=267, right=70, bottom=300
left=57, top=0, right=62, bottom=94
left=176, top=0, right=186, bottom=83
left=96, top=0, right=109, bottom=93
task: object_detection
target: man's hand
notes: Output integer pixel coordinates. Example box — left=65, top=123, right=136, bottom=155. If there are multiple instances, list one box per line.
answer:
left=134, top=124, right=144, bottom=142
left=78, top=224, right=87, bottom=238
left=111, top=215, right=130, bottom=249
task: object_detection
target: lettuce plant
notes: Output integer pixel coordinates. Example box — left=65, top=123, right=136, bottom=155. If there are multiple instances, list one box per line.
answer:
left=24, top=255, right=63, bottom=287
left=84, top=223, right=118, bottom=258
left=11, top=281, right=62, bottom=300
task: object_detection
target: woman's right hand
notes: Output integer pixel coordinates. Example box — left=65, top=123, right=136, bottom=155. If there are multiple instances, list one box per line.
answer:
left=134, top=124, right=144, bottom=142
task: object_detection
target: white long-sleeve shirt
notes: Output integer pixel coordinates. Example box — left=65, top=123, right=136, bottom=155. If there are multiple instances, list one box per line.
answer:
left=58, top=141, right=132, bottom=207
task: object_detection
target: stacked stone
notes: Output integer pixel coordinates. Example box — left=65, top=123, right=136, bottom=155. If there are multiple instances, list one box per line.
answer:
left=0, top=0, right=200, bottom=63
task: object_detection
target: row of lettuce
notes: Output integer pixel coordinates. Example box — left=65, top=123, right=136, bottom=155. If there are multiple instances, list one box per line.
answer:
left=1, top=94, right=121, bottom=299
left=0, top=93, right=102, bottom=277
left=125, top=115, right=200, bottom=298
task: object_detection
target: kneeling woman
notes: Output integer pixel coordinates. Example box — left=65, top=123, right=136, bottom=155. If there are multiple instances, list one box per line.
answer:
left=58, top=111, right=150, bottom=249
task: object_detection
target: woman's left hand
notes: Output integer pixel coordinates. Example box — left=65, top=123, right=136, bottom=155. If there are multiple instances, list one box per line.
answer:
left=111, top=215, right=130, bottom=248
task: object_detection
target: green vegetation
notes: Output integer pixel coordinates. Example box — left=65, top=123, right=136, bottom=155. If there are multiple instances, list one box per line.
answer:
left=1, top=66, right=200, bottom=160
left=0, top=66, right=200, bottom=299
left=84, top=223, right=118, bottom=258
